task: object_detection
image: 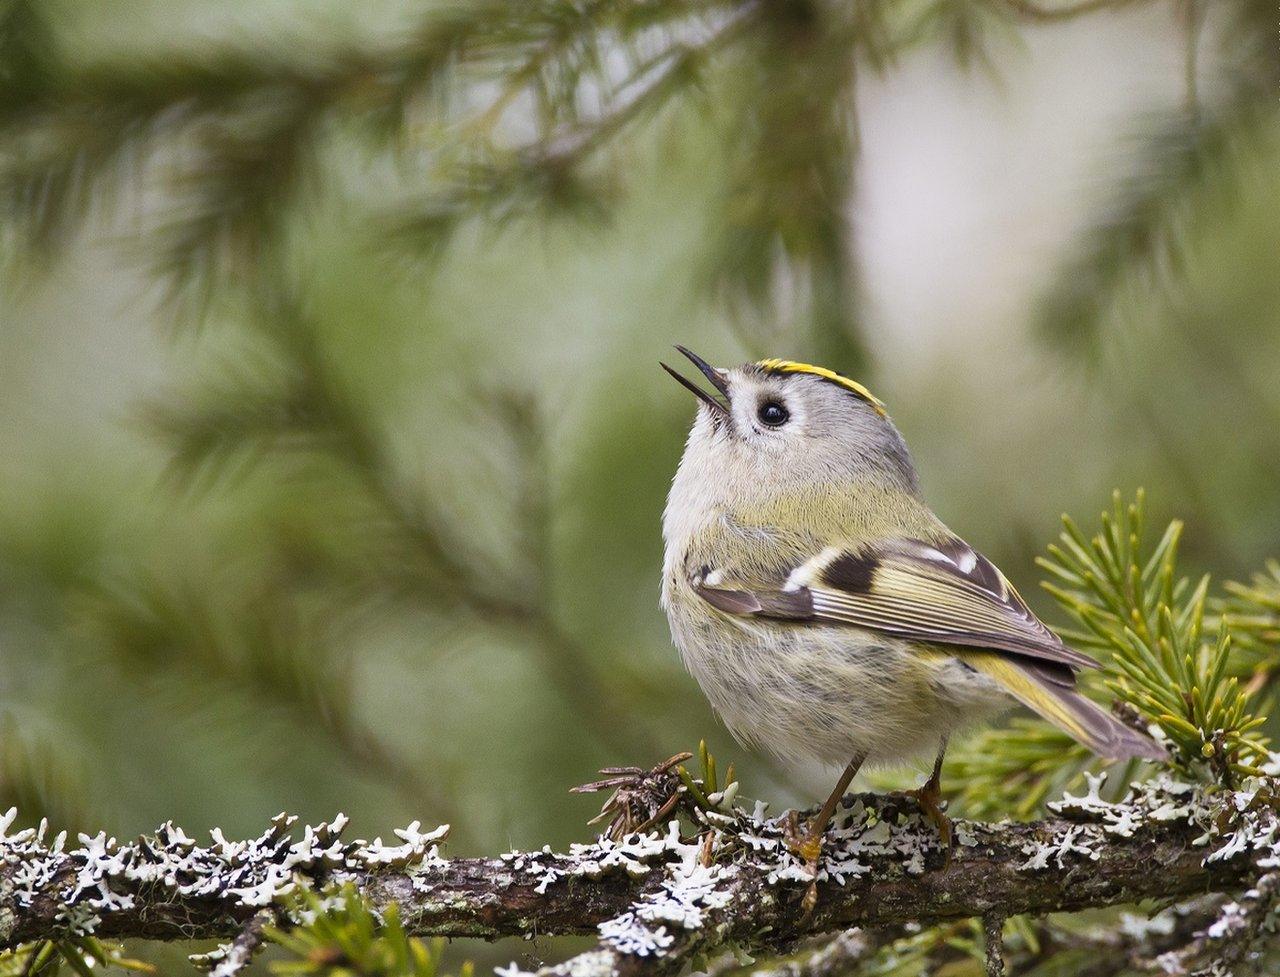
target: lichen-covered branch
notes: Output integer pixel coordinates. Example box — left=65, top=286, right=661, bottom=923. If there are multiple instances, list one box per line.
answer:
left=3, top=768, right=1280, bottom=975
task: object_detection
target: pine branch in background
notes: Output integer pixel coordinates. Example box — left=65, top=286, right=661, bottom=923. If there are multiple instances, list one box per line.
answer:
left=0, top=716, right=89, bottom=834
left=1034, top=99, right=1275, bottom=358
left=1034, top=0, right=1278, bottom=360
left=0, top=0, right=1094, bottom=351
left=141, top=289, right=527, bottom=618
left=996, top=0, right=1153, bottom=21
left=1214, top=561, right=1280, bottom=710
left=0, top=0, right=51, bottom=111
left=138, top=284, right=665, bottom=759
left=148, top=94, right=323, bottom=321
left=139, top=347, right=326, bottom=493
left=705, top=1, right=863, bottom=369
left=75, top=570, right=458, bottom=821
left=1038, top=490, right=1268, bottom=779
left=0, top=2, right=508, bottom=310
left=1217, top=0, right=1280, bottom=101
left=267, top=887, right=471, bottom=977
left=0, top=938, right=154, bottom=977
left=842, top=916, right=1056, bottom=977
left=1, top=48, right=325, bottom=262
left=389, top=0, right=762, bottom=265
left=0, top=0, right=760, bottom=323
left=3, top=0, right=1231, bottom=352
left=895, top=1, right=1021, bottom=76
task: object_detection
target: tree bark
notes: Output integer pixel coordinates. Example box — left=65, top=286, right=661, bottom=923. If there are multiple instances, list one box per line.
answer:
left=0, top=776, right=1271, bottom=976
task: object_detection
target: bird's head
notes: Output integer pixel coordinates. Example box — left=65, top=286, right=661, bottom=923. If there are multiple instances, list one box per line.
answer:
left=661, top=346, right=919, bottom=499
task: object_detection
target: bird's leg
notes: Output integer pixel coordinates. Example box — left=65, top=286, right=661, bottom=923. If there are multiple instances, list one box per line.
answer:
left=784, top=753, right=866, bottom=912
left=908, top=737, right=952, bottom=857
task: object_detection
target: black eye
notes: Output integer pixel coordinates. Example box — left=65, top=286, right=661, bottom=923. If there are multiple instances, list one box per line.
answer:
left=757, top=400, right=789, bottom=427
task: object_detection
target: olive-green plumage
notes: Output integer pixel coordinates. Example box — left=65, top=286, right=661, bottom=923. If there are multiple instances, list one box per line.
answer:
left=660, top=349, right=1162, bottom=777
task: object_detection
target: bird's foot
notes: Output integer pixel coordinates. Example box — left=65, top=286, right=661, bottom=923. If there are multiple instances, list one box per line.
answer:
left=907, top=779, right=953, bottom=865
left=783, top=810, right=824, bottom=915
left=783, top=810, right=824, bottom=864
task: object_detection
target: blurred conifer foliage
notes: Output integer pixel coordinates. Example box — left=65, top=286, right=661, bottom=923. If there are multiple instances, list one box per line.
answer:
left=0, top=0, right=1269, bottom=354
left=0, top=0, right=1278, bottom=937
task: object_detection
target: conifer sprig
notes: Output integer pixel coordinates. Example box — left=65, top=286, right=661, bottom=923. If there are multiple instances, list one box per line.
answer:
left=1215, top=560, right=1280, bottom=706
left=944, top=490, right=1275, bottom=815
left=941, top=721, right=1090, bottom=821
left=1037, top=489, right=1268, bottom=779
left=0, top=939, right=153, bottom=977
left=268, top=888, right=470, bottom=977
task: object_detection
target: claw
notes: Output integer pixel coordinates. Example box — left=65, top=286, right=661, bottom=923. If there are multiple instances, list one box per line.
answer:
left=781, top=753, right=867, bottom=916
left=782, top=810, right=824, bottom=916
left=908, top=780, right=953, bottom=865
left=782, top=811, right=824, bottom=866
left=796, top=835, right=823, bottom=863
left=800, top=881, right=818, bottom=917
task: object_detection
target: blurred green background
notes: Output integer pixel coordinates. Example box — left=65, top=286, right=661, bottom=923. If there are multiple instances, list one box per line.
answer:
left=0, top=0, right=1277, bottom=965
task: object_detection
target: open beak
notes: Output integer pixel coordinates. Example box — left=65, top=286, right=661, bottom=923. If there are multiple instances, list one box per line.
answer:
left=660, top=345, right=731, bottom=417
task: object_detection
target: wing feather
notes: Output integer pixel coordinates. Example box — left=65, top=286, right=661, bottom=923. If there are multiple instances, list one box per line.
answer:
left=688, top=538, right=1164, bottom=759
left=696, top=536, right=1098, bottom=672
left=798, top=538, right=1098, bottom=671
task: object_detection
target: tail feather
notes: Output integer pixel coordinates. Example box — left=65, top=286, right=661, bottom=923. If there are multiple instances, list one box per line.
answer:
left=966, top=654, right=1165, bottom=761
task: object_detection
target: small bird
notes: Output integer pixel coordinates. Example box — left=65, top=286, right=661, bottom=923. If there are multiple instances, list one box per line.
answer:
left=659, top=347, right=1161, bottom=881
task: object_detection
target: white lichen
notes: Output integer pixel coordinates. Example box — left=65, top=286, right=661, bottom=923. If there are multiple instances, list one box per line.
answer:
left=9, top=754, right=1280, bottom=977
left=1117, top=907, right=1177, bottom=939
left=597, top=912, right=675, bottom=956
left=0, top=806, right=452, bottom=937
left=586, top=822, right=736, bottom=955
left=1019, top=824, right=1102, bottom=872
left=1204, top=901, right=1248, bottom=940
left=1049, top=773, right=1195, bottom=839
left=559, top=949, right=619, bottom=977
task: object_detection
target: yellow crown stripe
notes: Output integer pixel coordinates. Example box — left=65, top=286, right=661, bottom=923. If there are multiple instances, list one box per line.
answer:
left=755, top=359, right=886, bottom=414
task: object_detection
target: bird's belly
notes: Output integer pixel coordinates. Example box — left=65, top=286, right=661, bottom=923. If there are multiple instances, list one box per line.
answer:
left=669, top=601, right=1011, bottom=766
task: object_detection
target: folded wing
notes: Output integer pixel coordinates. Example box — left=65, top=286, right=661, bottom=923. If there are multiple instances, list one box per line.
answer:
left=693, top=536, right=1163, bottom=761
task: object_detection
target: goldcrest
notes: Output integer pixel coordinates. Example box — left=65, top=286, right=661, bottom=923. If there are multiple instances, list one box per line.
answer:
left=660, top=347, right=1161, bottom=860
